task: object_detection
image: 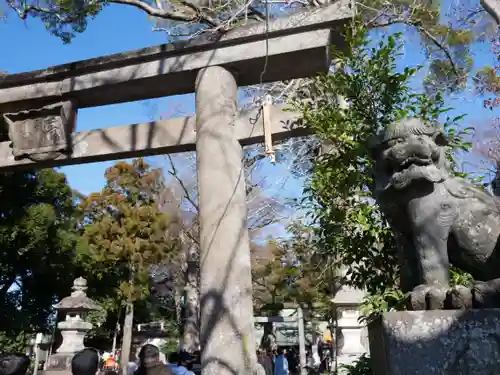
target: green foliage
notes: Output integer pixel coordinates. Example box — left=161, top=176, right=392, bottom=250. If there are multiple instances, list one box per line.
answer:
left=158, top=322, right=181, bottom=355
left=475, top=62, right=500, bottom=109
left=279, top=223, right=340, bottom=318
left=355, top=0, right=480, bottom=95
left=251, top=239, right=295, bottom=314
left=252, top=222, right=338, bottom=318
left=0, top=331, right=33, bottom=353
left=340, top=354, right=372, bottom=375
left=160, top=339, right=180, bottom=356
left=293, top=25, right=474, bottom=323
left=450, top=265, right=473, bottom=287
left=26, top=0, right=103, bottom=44
left=85, top=307, right=108, bottom=328
left=359, top=288, right=406, bottom=324
left=76, top=158, right=180, bottom=316
left=0, top=167, right=78, bottom=349
left=8, top=0, right=257, bottom=43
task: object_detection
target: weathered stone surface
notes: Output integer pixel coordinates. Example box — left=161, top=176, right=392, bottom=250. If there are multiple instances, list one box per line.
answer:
left=45, top=353, right=74, bottom=371
left=3, top=100, right=76, bottom=161
left=370, top=117, right=500, bottom=309
left=196, top=66, right=257, bottom=375
left=368, top=310, right=500, bottom=375
left=0, top=104, right=306, bottom=171
left=54, top=277, right=100, bottom=312
left=0, top=1, right=353, bottom=112
left=0, top=30, right=331, bottom=112
left=0, top=1, right=351, bottom=87
left=52, top=278, right=100, bottom=356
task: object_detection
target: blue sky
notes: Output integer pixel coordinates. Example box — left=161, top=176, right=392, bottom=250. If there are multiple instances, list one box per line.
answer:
left=0, top=5, right=302, bottom=203
left=0, top=5, right=177, bottom=194
left=0, top=3, right=498, bottom=200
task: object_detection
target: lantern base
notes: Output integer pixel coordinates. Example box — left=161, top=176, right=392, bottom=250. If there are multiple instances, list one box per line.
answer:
left=44, top=352, right=74, bottom=372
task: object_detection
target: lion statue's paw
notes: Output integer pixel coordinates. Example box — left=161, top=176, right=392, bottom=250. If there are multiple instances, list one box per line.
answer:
left=406, top=284, right=474, bottom=311
left=445, top=285, right=473, bottom=309
left=406, top=284, right=446, bottom=310
left=472, top=279, right=500, bottom=308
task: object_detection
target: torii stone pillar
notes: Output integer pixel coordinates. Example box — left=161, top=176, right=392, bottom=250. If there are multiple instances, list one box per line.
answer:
left=195, top=66, right=257, bottom=375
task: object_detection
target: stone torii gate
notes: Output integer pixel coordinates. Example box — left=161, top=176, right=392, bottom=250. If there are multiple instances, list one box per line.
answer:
left=0, top=3, right=352, bottom=374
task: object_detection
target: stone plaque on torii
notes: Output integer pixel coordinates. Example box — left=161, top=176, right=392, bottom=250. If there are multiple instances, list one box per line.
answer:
left=0, top=3, right=353, bottom=374
left=2, top=100, right=77, bottom=162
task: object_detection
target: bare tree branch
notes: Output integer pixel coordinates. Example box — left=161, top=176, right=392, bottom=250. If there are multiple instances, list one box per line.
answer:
left=357, top=1, right=461, bottom=78
left=166, top=154, right=200, bottom=212
left=112, top=0, right=220, bottom=26
left=6, top=0, right=223, bottom=27
left=6, top=0, right=77, bottom=22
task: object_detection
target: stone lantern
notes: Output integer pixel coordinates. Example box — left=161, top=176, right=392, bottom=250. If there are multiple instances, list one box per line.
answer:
left=45, top=277, right=100, bottom=373
left=332, top=284, right=367, bottom=373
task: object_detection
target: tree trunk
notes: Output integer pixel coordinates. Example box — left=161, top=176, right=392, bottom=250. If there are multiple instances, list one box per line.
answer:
left=481, top=0, right=500, bottom=24
left=181, top=244, right=200, bottom=353
left=121, top=302, right=134, bottom=375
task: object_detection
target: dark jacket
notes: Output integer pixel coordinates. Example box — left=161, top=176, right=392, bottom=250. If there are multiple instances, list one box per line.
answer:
left=134, top=361, right=174, bottom=375
left=258, top=355, right=273, bottom=375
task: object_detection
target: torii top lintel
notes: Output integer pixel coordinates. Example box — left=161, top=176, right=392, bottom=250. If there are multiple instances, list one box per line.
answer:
left=0, top=1, right=353, bottom=113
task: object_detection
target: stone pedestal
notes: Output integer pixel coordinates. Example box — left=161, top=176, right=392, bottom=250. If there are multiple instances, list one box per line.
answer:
left=368, top=309, right=500, bottom=375
left=45, top=354, right=74, bottom=373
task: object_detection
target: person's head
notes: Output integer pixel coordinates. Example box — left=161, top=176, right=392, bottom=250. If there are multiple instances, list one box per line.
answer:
left=0, top=354, right=30, bottom=375
left=71, top=348, right=99, bottom=375
left=277, top=347, right=284, bottom=356
left=167, top=352, right=179, bottom=365
left=138, top=345, right=160, bottom=367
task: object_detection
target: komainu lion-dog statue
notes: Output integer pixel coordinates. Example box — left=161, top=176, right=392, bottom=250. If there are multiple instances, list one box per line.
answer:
left=370, top=117, right=500, bottom=310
